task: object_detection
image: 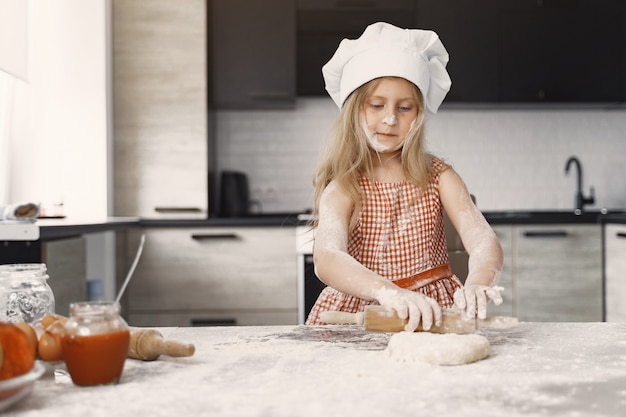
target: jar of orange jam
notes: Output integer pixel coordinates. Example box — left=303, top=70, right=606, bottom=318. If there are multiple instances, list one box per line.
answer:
left=61, top=301, right=130, bottom=386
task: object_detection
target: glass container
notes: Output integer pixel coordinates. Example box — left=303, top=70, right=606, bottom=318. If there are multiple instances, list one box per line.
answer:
left=0, top=263, right=55, bottom=324
left=61, top=301, right=130, bottom=386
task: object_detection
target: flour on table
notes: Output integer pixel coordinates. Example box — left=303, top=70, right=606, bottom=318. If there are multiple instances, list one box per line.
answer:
left=385, top=332, right=490, bottom=365
left=478, top=316, right=519, bottom=330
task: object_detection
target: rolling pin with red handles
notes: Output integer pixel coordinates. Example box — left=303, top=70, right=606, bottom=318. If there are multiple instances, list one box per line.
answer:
left=128, top=328, right=195, bottom=361
left=319, top=305, right=477, bottom=334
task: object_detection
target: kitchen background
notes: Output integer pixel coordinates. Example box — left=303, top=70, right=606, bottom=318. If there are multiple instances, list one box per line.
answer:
left=216, top=101, right=626, bottom=214
left=0, top=0, right=626, bottom=216
left=1, top=0, right=625, bottom=217
left=1, top=0, right=626, bottom=327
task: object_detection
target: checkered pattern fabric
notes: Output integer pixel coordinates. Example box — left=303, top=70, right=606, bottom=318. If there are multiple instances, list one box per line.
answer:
left=306, top=157, right=462, bottom=325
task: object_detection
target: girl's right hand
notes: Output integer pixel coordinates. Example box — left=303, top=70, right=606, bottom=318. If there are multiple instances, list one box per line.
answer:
left=375, top=286, right=442, bottom=332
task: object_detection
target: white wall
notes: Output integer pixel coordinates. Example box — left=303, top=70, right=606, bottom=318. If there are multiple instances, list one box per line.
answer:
left=0, top=72, right=16, bottom=203
left=0, top=0, right=28, bottom=203
left=428, top=108, right=626, bottom=211
left=0, top=0, right=28, bottom=80
left=216, top=98, right=626, bottom=213
left=4, top=0, right=110, bottom=219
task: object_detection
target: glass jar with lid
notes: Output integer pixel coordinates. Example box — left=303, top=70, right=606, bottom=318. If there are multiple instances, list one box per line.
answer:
left=0, top=263, right=55, bottom=324
left=61, top=301, right=130, bottom=386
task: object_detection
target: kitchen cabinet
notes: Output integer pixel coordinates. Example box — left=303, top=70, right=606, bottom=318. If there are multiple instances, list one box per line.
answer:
left=415, top=0, right=499, bottom=102
left=498, top=0, right=625, bottom=102
left=124, top=226, right=298, bottom=327
left=295, top=0, right=626, bottom=103
left=604, top=223, right=626, bottom=321
left=417, top=0, right=626, bottom=103
left=297, top=0, right=417, bottom=96
left=43, top=237, right=87, bottom=318
left=487, top=224, right=603, bottom=322
left=515, top=224, right=603, bottom=322
left=112, top=0, right=208, bottom=218
left=209, top=0, right=296, bottom=109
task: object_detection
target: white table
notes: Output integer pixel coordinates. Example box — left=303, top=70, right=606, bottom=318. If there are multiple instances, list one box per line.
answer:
left=6, top=322, right=626, bottom=417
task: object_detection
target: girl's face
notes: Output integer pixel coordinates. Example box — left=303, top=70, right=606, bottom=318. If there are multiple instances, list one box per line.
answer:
left=361, top=77, right=420, bottom=153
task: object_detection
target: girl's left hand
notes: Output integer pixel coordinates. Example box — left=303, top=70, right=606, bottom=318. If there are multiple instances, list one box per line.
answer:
left=454, top=285, right=504, bottom=319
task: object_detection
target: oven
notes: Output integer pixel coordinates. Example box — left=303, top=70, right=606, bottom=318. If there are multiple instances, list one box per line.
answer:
left=296, top=221, right=325, bottom=324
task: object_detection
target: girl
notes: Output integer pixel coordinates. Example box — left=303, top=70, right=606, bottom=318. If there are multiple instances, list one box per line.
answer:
left=306, top=22, right=504, bottom=332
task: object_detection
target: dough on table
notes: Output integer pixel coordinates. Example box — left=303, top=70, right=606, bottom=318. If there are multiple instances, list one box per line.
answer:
left=385, top=332, right=490, bottom=366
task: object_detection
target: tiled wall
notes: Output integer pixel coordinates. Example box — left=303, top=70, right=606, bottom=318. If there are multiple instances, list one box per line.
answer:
left=216, top=98, right=626, bottom=213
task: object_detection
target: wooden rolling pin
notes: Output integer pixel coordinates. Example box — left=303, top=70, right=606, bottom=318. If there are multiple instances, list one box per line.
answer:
left=319, top=305, right=476, bottom=334
left=128, top=328, right=195, bottom=361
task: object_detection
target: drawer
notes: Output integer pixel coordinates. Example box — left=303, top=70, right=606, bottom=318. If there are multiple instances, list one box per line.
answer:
left=126, top=227, right=297, bottom=314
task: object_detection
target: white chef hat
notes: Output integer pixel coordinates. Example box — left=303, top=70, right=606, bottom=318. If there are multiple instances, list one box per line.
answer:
left=322, top=22, right=452, bottom=115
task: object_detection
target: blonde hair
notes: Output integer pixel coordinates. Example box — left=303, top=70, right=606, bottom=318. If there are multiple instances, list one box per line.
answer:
left=311, top=77, right=447, bottom=230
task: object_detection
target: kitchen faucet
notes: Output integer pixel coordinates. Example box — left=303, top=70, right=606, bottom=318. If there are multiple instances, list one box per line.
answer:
left=564, top=156, right=595, bottom=212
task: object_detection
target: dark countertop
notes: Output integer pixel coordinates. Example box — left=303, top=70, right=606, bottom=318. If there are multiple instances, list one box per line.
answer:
left=483, top=209, right=626, bottom=225
left=36, top=217, right=140, bottom=241
left=35, top=215, right=304, bottom=241
left=600, top=213, right=626, bottom=225
left=290, top=209, right=626, bottom=226
left=139, top=213, right=304, bottom=228
left=34, top=210, right=626, bottom=241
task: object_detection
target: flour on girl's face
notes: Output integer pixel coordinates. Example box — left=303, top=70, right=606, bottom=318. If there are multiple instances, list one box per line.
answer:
left=361, top=117, right=417, bottom=153
left=361, top=120, right=388, bottom=153
left=381, top=115, right=397, bottom=125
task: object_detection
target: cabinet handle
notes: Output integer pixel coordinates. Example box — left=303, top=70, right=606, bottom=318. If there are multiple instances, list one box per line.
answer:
left=248, top=91, right=292, bottom=101
left=191, top=233, right=240, bottom=240
left=335, top=0, right=377, bottom=8
left=523, top=230, right=568, bottom=238
left=155, top=207, right=203, bottom=213
left=616, top=232, right=626, bottom=239
left=191, top=318, right=236, bottom=326
left=536, top=0, right=576, bottom=8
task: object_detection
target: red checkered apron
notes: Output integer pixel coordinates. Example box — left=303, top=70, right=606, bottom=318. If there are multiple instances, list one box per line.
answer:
left=306, top=158, right=462, bottom=325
